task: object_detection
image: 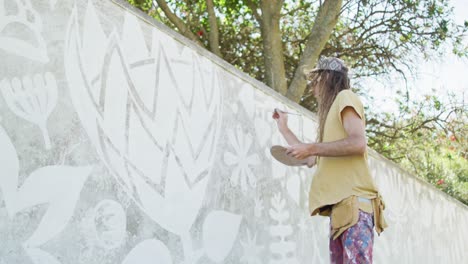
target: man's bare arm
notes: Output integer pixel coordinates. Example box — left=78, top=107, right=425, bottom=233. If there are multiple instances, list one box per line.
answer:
left=286, top=107, right=366, bottom=159
left=274, top=110, right=316, bottom=167
left=279, top=126, right=302, bottom=146
left=273, top=109, right=302, bottom=145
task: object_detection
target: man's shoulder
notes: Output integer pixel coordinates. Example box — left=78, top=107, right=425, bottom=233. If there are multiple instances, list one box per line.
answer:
left=336, top=89, right=362, bottom=103
left=337, top=89, right=357, bottom=97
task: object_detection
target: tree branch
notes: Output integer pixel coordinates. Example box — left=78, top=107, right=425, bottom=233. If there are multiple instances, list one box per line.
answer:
left=286, top=0, right=343, bottom=102
left=281, top=2, right=312, bottom=17
left=244, top=0, right=262, bottom=24
left=153, top=0, right=204, bottom=46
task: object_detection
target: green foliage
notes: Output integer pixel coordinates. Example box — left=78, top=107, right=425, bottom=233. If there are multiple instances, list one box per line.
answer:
left=127, top=0, right=467, bottom=83
left=367, top=93, right=468, bottom=205
left=322, top=0, right=467, bottom=79
left=127, top=0, right=152, bottom=11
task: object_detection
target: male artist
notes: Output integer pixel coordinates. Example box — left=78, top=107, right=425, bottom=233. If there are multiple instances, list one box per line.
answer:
left=273, top=57, right=387, bottom=264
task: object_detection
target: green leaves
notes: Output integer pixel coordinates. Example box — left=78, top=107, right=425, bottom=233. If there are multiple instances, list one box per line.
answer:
left=434, top=98, right=441, bottom=111
left=127, top=0, right=467, bottom=91
left=367, top=92, right=468, bottom=205
left=128, top=0, right=153, bottom=11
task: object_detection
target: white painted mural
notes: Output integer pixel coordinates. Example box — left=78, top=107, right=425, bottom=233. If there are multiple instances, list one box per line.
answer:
left=0, top=0, right=467, bottom=263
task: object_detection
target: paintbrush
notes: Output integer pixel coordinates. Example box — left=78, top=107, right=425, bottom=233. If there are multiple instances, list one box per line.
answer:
left=273, top=108, right=301, bottom=117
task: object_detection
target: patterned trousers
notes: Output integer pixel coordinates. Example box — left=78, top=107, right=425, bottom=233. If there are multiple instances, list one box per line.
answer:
left=329, top=210, right=374, bottom=264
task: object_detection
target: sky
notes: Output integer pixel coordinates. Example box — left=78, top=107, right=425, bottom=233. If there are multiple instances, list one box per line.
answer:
left=363, top=0, right=468, bottom=113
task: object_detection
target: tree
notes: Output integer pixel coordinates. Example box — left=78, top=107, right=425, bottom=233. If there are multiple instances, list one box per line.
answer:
left=367, top=92, right=468, bottom=204
left=127, top=0, right=467, bottom=102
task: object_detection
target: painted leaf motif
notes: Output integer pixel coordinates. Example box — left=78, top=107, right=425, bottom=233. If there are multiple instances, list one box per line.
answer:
left=64, top=2, right=221, bottom=239
left=269, top=193, right=298, bottom=264
left=21, top=165, right=93, bottom=247
left=122, top=239, right=172, bottom=264
left=203, top=211, right=242, bottom=263
left=0, top=0, right=49, bottom=62
left=0, top=125, right=19, bottom=216
left=0, top=126, right=92, bottom=249
left=25, top=248, right=62, bottom=264
left=134, top=149, right=208, bottom=235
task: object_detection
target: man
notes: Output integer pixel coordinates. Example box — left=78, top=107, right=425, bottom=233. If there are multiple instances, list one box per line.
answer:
left=273, top=57, right=387, bottom=264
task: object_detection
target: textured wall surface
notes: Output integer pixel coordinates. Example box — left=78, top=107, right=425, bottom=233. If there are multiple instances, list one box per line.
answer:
left=0, top=0, right=467, bottom=263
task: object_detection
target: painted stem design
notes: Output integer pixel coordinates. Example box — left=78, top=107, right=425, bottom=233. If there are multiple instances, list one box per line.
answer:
left=0, top=72, right=58, bottom=150
left=39, top=122, right=51, bottom=149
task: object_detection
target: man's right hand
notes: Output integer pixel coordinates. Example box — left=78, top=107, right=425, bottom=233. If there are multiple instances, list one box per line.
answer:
left=272, top=108, right=303, bottom=147
left=272, top=108, right=288, bottom=132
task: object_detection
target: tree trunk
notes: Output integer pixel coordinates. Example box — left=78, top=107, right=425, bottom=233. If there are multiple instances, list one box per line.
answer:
left=260, top=0, right=287, bottom=95
left=286, top=0, right=343, bottom=102
left=206, top=0, right=222, bottom=57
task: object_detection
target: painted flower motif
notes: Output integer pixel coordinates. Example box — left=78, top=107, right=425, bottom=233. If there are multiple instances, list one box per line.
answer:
left=0, top=72, right=58, bottom=149
left=224, top=126, right=260, bottom=192
left=64, top=3, right=229, bottom=262
left=240, top=229, right=264, bottom=264
left=253, top=197, right=264, bottom=218
left=0, top=0, right=49, bottom=62
left=64, top=2, right=221, bottom=239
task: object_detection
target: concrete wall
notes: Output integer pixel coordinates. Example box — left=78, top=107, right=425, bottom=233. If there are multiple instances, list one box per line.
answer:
left=0, top=0, right=467, bottom=263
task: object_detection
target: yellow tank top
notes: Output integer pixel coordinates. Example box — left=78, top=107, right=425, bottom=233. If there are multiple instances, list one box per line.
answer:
left=309, top=89, right=380, bottom=216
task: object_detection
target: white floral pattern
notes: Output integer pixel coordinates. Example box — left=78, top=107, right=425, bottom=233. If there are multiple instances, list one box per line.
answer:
left=64, top=1, right=221, bottom=239
left=0, top=72, right=58, bottom=149
left=0, top=0, right=49, bottom=62
left=254, top=197, right=264, bottom=218
left=224, top=126, right=260, bottom=192
left=0, top=0, right=467, bottom=263
left=240, top=229, right=264, bottom=264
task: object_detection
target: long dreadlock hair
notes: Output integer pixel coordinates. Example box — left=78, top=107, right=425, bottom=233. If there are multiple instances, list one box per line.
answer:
left=306, top=68, right=350, bottom=142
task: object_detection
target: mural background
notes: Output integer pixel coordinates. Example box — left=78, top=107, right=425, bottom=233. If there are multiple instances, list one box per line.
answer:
left=0, top=0, right=467, bottom=263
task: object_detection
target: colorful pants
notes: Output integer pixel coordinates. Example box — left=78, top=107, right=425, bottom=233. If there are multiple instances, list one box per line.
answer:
left=329, top=210, right=374, bottom=264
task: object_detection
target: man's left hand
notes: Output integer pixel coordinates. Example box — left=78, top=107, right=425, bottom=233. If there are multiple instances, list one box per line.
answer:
left=286, top=143, right=314, bottom=160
